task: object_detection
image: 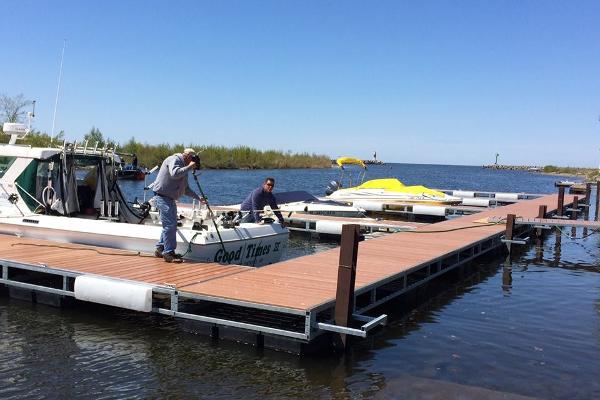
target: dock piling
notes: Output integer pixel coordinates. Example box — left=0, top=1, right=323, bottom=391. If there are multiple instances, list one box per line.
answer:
left=585, top=183, right=591, bottom=204
left=334, top=224, right=361, bottom=349
left=557, top=186, right=565, bottom=217
left=571, top=196, right=578, bottom=237
left=571, top=196, right=579, bottom=220
left=596, top=181, right=600, bottom=221
left=504, top=213, right=516, bottom=258
left=536, top=205, right=547, bottom=238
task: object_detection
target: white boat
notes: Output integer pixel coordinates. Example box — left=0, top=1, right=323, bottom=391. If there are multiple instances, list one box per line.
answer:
left=0, top=122, right=288, bottom=267
left=275, top=191, right=366, bottom=217
left=219, top=191, right=366, bottom=219
left=326, top=157, right=461, bottom=209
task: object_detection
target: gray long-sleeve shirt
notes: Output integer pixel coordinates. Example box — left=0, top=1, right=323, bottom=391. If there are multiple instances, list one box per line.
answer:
left=150, top=153, right=200, bottom=200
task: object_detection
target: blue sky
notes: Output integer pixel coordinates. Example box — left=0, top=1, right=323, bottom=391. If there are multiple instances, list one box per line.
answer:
left=2, top=1, right=599, bottom=166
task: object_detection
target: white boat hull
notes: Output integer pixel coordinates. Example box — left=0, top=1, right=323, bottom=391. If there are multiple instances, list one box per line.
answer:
left=0, top=216, right=288, bottom=267
left=328, top=189, right=460, bottom=205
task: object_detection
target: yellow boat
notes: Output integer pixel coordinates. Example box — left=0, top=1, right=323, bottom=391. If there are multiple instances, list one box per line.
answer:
left=327, top=157, right=460, bottom=206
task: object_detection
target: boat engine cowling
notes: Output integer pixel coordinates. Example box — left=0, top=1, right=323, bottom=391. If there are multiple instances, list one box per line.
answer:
left=325, top=180, right=341, bottom=196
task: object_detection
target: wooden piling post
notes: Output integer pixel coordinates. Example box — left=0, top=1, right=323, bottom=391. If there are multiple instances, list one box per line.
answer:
left=557, top=186, right=565, bottom=217
left=571, top=196, right=579, bottom=220
left=505, top=213, right=516, bottom=258
left=536, top=205, right=547, bottom=238
left=334, top=224, right=361, bottom=349
left=585, top=183, right=591, bottom=205
left=505, top=214, right=516, bottom=241
left=571, top=196, right=578, bottom=237
left=596, top=181, right=600, bottom=220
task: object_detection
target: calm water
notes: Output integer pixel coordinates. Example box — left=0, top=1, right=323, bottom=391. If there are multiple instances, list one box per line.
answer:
left=2, top=164, right=599, bottom=399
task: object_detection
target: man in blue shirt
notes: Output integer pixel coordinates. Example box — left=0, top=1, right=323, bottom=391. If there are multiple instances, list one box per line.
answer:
left=240, top=177, right=285, bottom=225
left=151, top=148, right=203, bottom=263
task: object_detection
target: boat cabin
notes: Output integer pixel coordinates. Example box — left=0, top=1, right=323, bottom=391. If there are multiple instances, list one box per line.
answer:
left=0, top=143, right=144, bottom=222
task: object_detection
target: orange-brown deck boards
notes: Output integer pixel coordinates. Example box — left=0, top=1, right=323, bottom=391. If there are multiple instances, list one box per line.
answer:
left=180, top=194, right=573, bottom=310
left=0, top=194, right=574, bottom=312
left=1, top=238, right=249, bottom=287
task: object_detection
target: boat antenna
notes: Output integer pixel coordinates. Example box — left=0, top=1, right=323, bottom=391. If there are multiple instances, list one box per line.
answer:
left=191, top=169, right=227, bottom=256
left=51, top=39, right=66, bottom=144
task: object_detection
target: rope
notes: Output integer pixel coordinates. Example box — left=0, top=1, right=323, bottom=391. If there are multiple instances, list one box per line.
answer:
left=181, top=231, right=203, bottom=257
left=397, top=219, right=507, bottom=234
left=554, top=225, right=600, bottom=240
left=10, top=242, right=148, bottom=257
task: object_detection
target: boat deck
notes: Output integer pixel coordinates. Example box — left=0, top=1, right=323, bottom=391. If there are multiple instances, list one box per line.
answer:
left=0, top=193, right=578, bottom=350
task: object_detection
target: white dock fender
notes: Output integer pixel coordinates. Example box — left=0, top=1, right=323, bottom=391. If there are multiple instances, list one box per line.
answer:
left=74, top=275, right=153, bottom=312
left=461, top=198, right=491, bottom=207
left=494, top=192, right=520, bottom=201
left=352, top=200, right=384, bottom=211
left=315, top=220, right=347, bottom=235
left=412, top=205, right=447, bottom=216
left=452, top=190, right=475, bottom=198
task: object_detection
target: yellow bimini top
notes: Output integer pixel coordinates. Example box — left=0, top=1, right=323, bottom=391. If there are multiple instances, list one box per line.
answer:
left=336, top=157, right=366, bottom=169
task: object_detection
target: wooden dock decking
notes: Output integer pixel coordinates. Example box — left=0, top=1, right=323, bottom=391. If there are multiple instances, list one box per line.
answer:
left=0, top=193, right=579, bottom=349
left=180, top=194, right=573, bottom=311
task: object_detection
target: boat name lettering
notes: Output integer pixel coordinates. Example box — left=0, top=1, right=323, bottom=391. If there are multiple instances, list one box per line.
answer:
left=214, top=246, right=243, bottom=263
left=245, top=242, right=276, bottom=259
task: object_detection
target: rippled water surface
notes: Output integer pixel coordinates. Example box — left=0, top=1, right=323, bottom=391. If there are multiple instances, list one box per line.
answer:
left=1, top=164, right=599, bottom=399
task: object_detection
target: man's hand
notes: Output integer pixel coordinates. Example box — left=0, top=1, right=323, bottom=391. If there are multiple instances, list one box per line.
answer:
left=188, top=161, right=197, bottom=170
left=198, top=196, right=207, bottom=204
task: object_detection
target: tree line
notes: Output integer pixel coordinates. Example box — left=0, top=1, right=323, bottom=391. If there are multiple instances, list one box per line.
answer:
left=0, top=93, right=330, bottom=169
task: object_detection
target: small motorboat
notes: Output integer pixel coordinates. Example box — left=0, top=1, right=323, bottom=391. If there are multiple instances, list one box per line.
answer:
left=117, top=164, right=146, bottom=180
left=326, top=157, right=460, bottom=208
left=0, top=119, right=288, bottom=267
left=275, top=191, right=366, bottom=217
left=220, top=191, right=366, bottom=219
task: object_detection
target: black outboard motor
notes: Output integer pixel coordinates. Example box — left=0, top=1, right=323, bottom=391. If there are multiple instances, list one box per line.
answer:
left=325, top=180, right=341, bottom=196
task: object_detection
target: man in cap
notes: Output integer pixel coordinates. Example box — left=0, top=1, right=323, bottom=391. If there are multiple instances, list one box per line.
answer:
left=151, top=148, right=203, bottom=263
left=240, top=177, right=285, bottom=226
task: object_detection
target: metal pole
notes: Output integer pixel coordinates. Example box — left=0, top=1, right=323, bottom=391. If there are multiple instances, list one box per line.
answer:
left=191, top=171, right=227, bottom=256
left=334, top=224, right=361, bottom=350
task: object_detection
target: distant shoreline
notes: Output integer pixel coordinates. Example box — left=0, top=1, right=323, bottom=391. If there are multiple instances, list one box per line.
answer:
left=483, top=164, right=599, bottom=181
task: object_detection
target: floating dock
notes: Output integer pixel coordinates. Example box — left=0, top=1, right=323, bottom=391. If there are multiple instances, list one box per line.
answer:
left=0, top=193, right=585, bottom=353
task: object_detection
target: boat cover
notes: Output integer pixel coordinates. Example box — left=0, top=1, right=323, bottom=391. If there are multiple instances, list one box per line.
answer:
left=350, top=178, right=448, bottom=197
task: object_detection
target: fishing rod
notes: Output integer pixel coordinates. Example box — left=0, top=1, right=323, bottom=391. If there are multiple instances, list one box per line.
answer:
left=191, top=169, right=228, bottom=256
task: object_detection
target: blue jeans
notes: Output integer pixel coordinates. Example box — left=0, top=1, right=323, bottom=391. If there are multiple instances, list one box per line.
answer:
left=154, top=195, right=177, bottom=254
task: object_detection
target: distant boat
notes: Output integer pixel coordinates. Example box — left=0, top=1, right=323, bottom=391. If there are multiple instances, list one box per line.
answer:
left=117, top=164, right=145, bottom=180
left=326, top=157, right=460, bottom=207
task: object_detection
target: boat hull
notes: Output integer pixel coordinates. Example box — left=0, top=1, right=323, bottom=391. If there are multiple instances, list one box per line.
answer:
left=0, top=217, right=288, bottom=267
left=328, top=190, right=460, bottom=206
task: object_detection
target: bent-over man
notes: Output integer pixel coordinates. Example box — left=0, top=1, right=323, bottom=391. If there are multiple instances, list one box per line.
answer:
left=151, top=148, right=203, bottom=263
left=240, top=177, right=285, bottom=226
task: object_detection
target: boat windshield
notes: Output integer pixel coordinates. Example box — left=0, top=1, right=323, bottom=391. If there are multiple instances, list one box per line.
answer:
left=0, top=156, right=16, bottom=178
